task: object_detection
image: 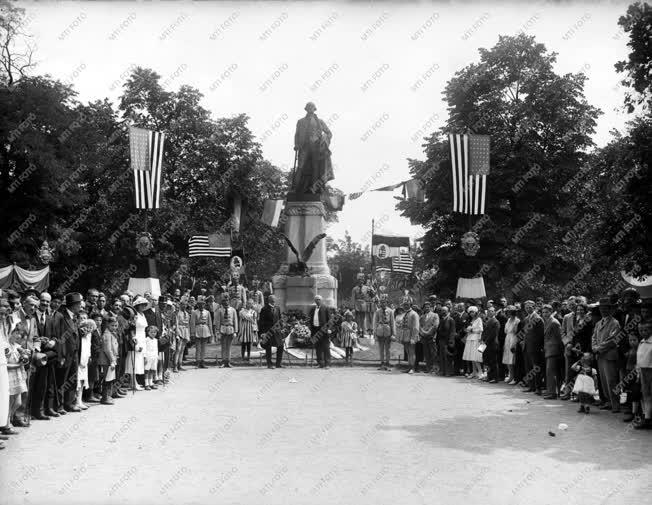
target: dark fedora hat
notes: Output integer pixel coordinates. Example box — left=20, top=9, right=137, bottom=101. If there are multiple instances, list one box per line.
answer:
left=65, top=292, right=83, bottom=306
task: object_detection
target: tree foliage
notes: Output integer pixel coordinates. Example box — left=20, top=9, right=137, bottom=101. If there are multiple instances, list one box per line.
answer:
left=398, top=34, right=602, bottom=300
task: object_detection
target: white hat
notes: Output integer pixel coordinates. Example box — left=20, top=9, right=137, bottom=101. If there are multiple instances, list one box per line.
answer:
left=467, top=306, right=479, bottom=313
left=133, top=295, right=149, bottom=307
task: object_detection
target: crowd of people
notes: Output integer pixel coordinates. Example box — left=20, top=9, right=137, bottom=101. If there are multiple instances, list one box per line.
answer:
left=1, top=277, right=651, bottom=451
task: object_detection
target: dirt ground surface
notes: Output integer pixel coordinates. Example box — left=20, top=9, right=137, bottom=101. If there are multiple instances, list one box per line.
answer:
left=1, top=363, right=651, bottom=505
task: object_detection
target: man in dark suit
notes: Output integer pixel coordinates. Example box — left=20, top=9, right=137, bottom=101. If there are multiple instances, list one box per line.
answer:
left=521, top=300, right=545, bottom=395
left=437, top=306, right=457, bottom=377
left=50, top=292, right=83, bottom=413
left=258, top=295, right=284, bottom=369
left=482, top=307, right=501, bottom=383
left=309, top=295, right=331, bottom=368
left=31, top=292, right=59, bottom=420
left=542, top=304, right=564, bottom=399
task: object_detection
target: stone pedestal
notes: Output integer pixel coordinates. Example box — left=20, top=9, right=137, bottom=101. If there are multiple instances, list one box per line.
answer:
left=272, top=200, right=337, bottom=313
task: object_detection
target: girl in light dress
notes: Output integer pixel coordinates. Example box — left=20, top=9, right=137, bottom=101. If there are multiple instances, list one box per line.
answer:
left=463, top=307, right=484, bottom=379
left=125, top=298, right=148, bottom=391
left=339, top=311, right=358, bottom=366
left=238, top=299, right=258, bottom=362
left=77, top=319, right=95, bottom=410
left=572, top=352, right=598, bottom=414
left=144, top=325, right=159, bottom=390
left=6, top=327, right=28, bottom=427
left=173, top=301, right=191, bottom=372
left=502, top=306, right=520, bottom=384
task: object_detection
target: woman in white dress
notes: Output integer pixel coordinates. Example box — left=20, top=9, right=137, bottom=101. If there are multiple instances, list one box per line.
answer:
left=0, top=299, right=12, bottom=447
left=124, top=296, right=148, bottom=391
left=462, top=306, right=484, bottom=379
left=502, top=306, right=520, bottom=384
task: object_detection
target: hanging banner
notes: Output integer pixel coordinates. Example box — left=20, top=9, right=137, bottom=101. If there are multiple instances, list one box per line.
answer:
left=0, top=265, right=50, bottom=292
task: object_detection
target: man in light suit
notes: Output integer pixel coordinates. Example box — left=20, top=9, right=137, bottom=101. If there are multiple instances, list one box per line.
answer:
left=418, top=301, right=439, bottom=373
left=542, top=304, right=564, bottom=399
left=293, top=102, right=333, bottom=195
left=309, top=295, right=331, bottom=368
left=215, top=296, right=239, bottom=368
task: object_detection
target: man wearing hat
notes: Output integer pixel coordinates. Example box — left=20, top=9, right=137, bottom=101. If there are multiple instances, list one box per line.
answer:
left=592, top=297, right=622, bottom=412
left=309, top=295, right=331, bottom=368
left=292, top=101, right=334, bottom=195
left=50, top=292, right=84, bottom=413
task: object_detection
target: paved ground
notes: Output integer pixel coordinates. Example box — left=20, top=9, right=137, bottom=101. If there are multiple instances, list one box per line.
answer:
left=1, top=364, right=651, bottom=505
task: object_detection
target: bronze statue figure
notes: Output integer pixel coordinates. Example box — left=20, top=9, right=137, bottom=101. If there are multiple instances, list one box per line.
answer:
left=292, top=102, right=334, bottom=195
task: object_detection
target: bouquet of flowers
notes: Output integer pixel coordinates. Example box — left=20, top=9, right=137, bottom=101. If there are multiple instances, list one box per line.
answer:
left=292, top=322, right=311, bottom=346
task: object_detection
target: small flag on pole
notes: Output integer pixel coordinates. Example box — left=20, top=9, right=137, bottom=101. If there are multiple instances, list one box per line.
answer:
left=324, top=193, right=345, bottom=211
left=130, top=126, right=165, bottom=209
left=231, top=194, right=242, bottom=233
left=261, top=200, right=285, bottom=227
left=402, top=179, right=425, bottom=202
left=188, top=233, right=231, bottom=257
left=392, top=252, right=414, bottom=274
left=449, top=133, right=490, bottom=215
left=372, top=234, right=410, bottom=258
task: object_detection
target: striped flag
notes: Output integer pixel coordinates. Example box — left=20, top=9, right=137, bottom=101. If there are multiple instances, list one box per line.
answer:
left=188, top=233, right=231, bottom=258
left=449, top=133, right=490, bottom=214
left=130, top=127, right=165, bottom=209
left=392, top=252, right=414, bottom=274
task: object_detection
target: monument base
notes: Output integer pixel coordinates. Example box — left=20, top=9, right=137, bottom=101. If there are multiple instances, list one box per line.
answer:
left=127, top=277, right=161, bottom=298
left=273, top=198, right=337, bottom=314
left=272, top=273, right=337, bottom=314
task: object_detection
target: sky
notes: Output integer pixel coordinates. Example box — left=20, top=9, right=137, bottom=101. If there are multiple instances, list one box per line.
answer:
left=19, top=0, right=633, bottom=246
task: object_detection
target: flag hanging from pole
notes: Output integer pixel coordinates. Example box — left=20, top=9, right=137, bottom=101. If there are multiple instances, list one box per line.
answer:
left=392, top=252, right=414, bottom=274
left=261, top=199, right=285, bottom=227
left=402, top=179, right=425, bottom=202
left=130, top=126, right=165, bottom=209
left=188, top=233, right=231, bottom=257
left=449, top=133, right=490, bottom=215
left=372, top=234, right=410, bottom=258
left=231, top=194, right=242, bottom=233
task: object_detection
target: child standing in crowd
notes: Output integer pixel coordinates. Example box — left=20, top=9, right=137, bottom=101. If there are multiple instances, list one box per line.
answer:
left=635, top=321, right=652, bottom=429
left=571, top=352, right=598, bottom=414
left=174, top=300, right=190, bottom=372
left=144, top=325, right=159, bottom=390
left=622, top=333, right=641, bottom=423
left=340, top=311, right=358, bottom=366
left=77, top=319, right=95, bottom=410
left=99, top=316, right=120, bottom=405
left=238, top=299, right=258, bottom=362
left=6, top=327, right=28, bottom=429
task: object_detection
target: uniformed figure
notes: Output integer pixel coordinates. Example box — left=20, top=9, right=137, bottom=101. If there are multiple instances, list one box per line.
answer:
left=350, top=279, right=365, bottom=336
left=228, top=277, right=247, bottom=311
left=189, top=298, right=213, bottom=369
left=215, top=297, right=239, bottom=368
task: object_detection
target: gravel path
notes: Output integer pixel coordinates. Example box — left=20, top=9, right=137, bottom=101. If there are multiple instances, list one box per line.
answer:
left=1, top=365, right=650, bottom=505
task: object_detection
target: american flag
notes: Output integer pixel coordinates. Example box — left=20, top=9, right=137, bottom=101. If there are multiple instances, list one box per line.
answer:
left=392, top=252, right=414, bottom=274
left=188, top=233, right=231, bottom=258
left=130, top=126, right=165, bottom=209
left=449, top=133, right=490, bottom=214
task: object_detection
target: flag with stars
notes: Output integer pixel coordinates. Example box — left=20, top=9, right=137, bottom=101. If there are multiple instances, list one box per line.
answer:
left=449, top=133, right=490, bottom=215
left=130, top=126, right=165, bottom=209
